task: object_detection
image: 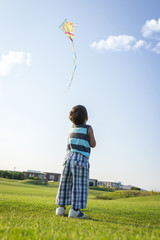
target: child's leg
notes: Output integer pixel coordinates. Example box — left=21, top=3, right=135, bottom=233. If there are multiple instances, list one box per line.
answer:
left=56, top=160, right=72, bottom=206
left=71, top=163, right=89, bottom=210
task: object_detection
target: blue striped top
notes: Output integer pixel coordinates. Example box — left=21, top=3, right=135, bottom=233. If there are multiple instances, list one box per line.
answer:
left=67, top=124, right=91, bottom=158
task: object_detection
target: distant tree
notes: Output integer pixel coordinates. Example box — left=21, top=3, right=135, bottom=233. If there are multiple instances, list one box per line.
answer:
left=29, top=176, right=35, bottom=180
left=6, top=171, right=13, bottom=179
left=0, top=170, right=3, bottom=177
left=89, top=182, right=94, bottom=187
left=34, top=177, right=40, bottom=180
left=0, top=170, right=25, bottom=180
left=1, top=171, right=9, bottom=178
left=131, top=186, right=141, bottom=191
left=44, top=178, right=48, bottom=185
left=16, top=172, right=25, bottom=180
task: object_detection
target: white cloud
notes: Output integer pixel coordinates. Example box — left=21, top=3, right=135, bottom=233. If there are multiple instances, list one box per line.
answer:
left=25, top=53, right=31, bottom=66
left=133, top=40, right=150, bottom=49
left=141, top=18, right=160, bottom=39
left=0, top=51, right=31, bottom=77
left=91, top=35, right=149, bottom=52
left=152, top=42, right=160, bottom=54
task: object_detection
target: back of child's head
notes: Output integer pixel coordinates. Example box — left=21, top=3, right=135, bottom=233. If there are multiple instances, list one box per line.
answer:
left=69, top=105, right=88, bottom=125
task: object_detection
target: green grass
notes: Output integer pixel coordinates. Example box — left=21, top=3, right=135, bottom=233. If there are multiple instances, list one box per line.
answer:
left=0, top=178, right=160, bottom=240
left=96, top=190, right=160, bottom=200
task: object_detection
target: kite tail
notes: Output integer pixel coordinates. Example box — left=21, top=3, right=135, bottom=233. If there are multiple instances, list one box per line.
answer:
left=66, top=41, right=77, bottom=92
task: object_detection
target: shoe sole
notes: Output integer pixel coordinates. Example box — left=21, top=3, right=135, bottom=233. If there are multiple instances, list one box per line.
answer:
left=68, top=215, right=87, bottom=219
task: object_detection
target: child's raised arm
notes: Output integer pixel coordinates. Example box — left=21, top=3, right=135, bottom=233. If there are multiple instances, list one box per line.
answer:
left=88, top=126, right=96, bottom=148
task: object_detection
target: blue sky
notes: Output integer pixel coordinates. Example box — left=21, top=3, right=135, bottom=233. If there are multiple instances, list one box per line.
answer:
left=0, top=0, right=160, bottom=190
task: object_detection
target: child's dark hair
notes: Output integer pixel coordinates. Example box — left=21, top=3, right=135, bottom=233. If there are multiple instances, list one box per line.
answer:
left=69, top=105, right=88, bottom=125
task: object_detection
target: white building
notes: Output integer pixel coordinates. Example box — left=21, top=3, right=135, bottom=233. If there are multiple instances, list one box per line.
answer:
left=98, top=181, right=122, bottom=188
left=89, top=179, right=98, bottom=187
left=120, top=185, right=133, bottom=190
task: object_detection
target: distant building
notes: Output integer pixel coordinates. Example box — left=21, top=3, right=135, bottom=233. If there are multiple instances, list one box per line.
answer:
left=98, top=181, right=121, bottom=188
left=23, top=170, right=143, bottom=190
left=89, top=179, right=98, bottom=187
left=120, top=185, right=133, bottom=190
left=45, top=172, right=61, bottom=182
left=24, top=170, right=61, bottom=182
left=120, top=185, right=144, bottom=190
left=24, top=170, right=46, bottom=180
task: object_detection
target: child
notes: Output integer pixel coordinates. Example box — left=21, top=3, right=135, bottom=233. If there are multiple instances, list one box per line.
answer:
left=56, top=105, right=96, bottom=218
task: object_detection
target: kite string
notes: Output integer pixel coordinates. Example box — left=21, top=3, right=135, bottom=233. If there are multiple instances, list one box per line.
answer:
left=66, top=41, right=77, bottom=92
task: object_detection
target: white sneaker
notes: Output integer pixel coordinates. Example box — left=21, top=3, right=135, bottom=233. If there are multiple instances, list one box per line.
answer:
left=56, top=207, right=65, bottom=216
left=68, top=209, right=87, bottom=219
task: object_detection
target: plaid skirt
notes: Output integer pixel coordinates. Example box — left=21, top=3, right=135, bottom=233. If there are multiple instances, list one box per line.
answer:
left=56, top=152, right=90, bottom=209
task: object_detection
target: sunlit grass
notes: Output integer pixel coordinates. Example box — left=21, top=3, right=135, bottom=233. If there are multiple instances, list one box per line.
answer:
left=0, top=178, right=160, bottom=240
left=96, top=189, right=160, bottom=200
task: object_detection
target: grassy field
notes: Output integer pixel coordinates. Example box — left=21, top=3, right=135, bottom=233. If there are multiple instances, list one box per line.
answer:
left=0, top=178, right=160, bottom=240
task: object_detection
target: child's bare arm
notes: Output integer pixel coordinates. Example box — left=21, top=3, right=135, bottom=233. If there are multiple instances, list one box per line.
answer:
left=88, top=126, right=96, bottom=148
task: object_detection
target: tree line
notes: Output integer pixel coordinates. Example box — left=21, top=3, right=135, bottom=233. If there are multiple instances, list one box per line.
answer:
left=0, top=170, right=25, bottom=180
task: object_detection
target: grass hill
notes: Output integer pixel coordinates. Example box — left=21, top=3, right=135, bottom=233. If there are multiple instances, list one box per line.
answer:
left=96, top=189, right=160, bottom=200
left=0, top=178, right=160, bottom=240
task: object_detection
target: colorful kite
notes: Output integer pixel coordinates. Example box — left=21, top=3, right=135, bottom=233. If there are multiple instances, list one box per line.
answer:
left=59, top=19, right=77, bottom=91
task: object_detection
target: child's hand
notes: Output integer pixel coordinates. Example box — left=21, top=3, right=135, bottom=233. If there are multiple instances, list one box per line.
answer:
left=88, top=126, right=96, bottom=148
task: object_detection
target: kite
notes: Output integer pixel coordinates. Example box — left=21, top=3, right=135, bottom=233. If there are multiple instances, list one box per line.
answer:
left=59, top=19, right=77, bottom=91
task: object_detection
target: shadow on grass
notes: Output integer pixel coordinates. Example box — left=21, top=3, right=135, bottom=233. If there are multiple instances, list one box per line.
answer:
left=86, top=217, right=160, bottom=229
left=56, top=215, right=160, bottom=228
left=55, top=214, right=159, bottom=229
